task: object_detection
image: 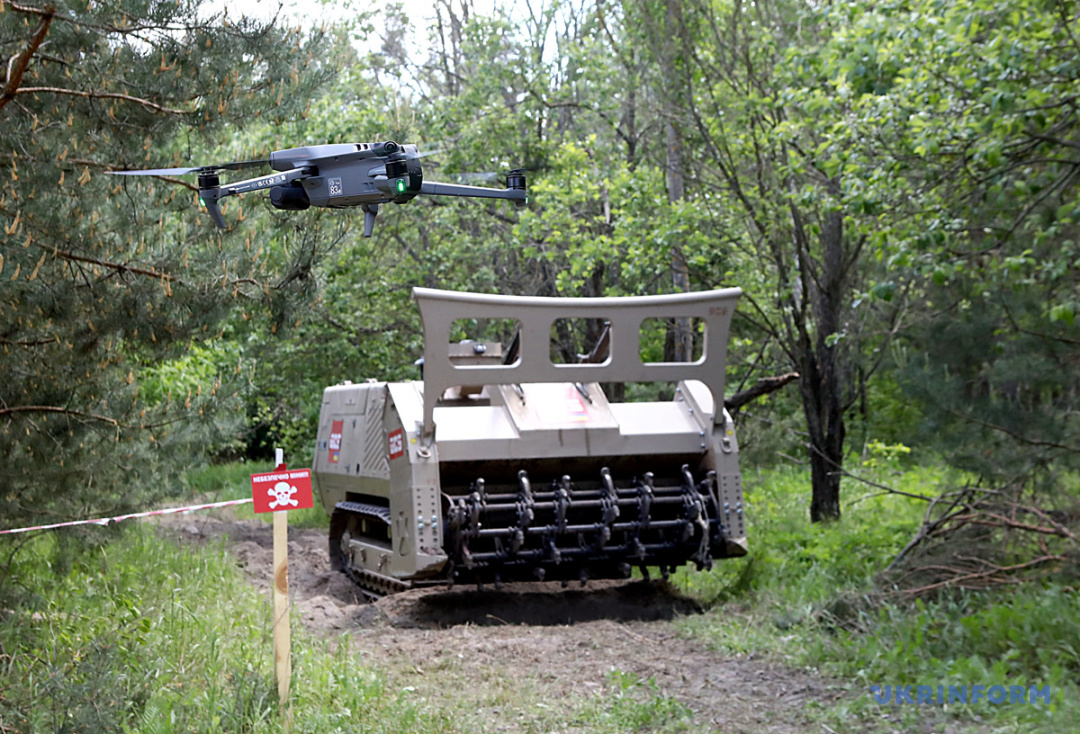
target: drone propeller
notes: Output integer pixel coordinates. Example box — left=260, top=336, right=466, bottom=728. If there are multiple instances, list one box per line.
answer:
left=107, top=158, right=270, bottom=177
left=447, top=172, right=501, bottom=184
left=107, top=158, right=277, bottom=228
left=108, top=166, right=209, bottom=177
left=443, top=168, right=530, bottom=186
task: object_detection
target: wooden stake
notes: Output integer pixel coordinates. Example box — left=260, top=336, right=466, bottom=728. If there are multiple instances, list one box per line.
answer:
left=272, top=448, right=291, bottom=724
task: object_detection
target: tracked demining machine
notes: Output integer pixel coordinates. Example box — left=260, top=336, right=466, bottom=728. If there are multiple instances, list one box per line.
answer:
left=312, top=287, right=747, bottom=596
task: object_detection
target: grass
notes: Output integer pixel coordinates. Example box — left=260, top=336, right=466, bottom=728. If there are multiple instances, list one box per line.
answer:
left=670, top=463, right=932, bottom=664
left=0, top=524, right=468, bottom=734
left=2, top=460, right=1076, bottom=732
left=670, top=461, right=1080, bottom=732
left=582, top=670, right=699, bottom=732
left=0, top=517, right=706, bottom=733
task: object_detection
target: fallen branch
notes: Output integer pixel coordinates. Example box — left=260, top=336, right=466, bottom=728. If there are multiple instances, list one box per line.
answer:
left=947, top=512, right=1076, bottom=541
left=885, top=472, right=1078, bottom=598
left=888, top=486, right=985, bottom=571
left=895, top=555, right=1065, bottom=599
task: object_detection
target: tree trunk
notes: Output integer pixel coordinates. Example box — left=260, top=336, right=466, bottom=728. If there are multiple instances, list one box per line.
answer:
left=661, top=0, right=694, bottom=362
left=799, top=351, right=845, bottom=522
left=665, top=120, right=694, bottom=362
left=801, top=206, right=847, bottom=522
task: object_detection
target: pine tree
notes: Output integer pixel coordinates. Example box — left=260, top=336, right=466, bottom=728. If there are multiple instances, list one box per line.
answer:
left=0, top=0, right=332, bottom=532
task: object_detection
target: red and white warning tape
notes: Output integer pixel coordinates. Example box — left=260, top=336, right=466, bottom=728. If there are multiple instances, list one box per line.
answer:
left=0, top=498, right=254, bottom=536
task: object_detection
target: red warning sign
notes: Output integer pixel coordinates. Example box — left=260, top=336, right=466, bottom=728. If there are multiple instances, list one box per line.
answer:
left=251, top=467, right=314, bottom=514
left=388, top=428, right=405, bottom=460
left=328, top=419, right=343, bottom=463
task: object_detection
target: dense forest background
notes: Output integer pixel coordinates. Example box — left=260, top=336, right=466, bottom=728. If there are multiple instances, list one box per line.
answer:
left=2, top=2, right=1079, bottom=731
left=2, top=0, right=1078, bottom=582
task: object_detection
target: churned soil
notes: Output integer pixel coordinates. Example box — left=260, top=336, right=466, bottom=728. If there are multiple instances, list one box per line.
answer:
left=159, top=512, right=842, bottom=733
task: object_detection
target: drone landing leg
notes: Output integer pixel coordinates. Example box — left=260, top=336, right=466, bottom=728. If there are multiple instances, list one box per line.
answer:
left=361, top=204, right=378, bottom=237
left=201, top=193, right=227, bottom=229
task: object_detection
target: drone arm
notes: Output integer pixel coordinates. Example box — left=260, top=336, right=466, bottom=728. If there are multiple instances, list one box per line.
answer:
left=199, top=167, right=312, bottom=229
left=220, top=167, right=312, bottom=197
left=420, top=181, right=526, bottom=204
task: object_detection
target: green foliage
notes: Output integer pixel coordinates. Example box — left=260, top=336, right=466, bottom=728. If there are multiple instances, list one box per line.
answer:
left=0, top=515, right=723, bottom=734
left=815, top=586, right=1080, bottom=685
left=181, top=461, right=256, bottom=498
left=0, top=523, right=471, bottom=734
left=675, top=465, right=1079, bottom=730
left=4, top=0, right=1079, bottom=730
left=0, top=0, right=334, bottom=535
left=808, top=586, right=1080, bottom=729
left=0, top=526, right=277, bottom=732
left=139, top=343, right=242, bottom=409
left=217, top=7, right=731, bottom=459
left=807, top=0, right=1080, bottom=483
left=859, top=440, right=912, bottom=470
left=674, top=465, right=933, bottom=613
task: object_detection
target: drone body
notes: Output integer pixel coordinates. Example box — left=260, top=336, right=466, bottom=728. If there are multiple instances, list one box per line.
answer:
left=109, top=141, right=527, bottom=236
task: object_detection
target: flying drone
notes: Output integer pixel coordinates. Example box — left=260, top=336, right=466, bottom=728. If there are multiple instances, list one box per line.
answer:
left=107, top=141, right=527, bottom=237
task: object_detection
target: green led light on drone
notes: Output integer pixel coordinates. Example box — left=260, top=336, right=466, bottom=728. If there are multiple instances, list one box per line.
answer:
left=395, top=179, right=406, bottom=193
left=199, top=197, right=206, bottom=207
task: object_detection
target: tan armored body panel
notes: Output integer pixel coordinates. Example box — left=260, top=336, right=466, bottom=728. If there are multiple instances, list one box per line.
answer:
left=313, top=287, right=747, bottom=594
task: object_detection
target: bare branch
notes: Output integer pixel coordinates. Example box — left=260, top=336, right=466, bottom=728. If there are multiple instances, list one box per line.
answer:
left=13, top=87, right=190, bottom=115
left=0, top=337, right=57, bottom=347
left=41, top=244, right=178, bottom=282
left=0, top=405, right=118, bottom=427
left=833, top=468, right=934, bottom=503
left=952, top=512, right=1076, bottom=541
left=945, top=407, right=1080, bottom=453
left=0, top=4, right=55, bottom=112
left=724, top=372, right=800, bottom=412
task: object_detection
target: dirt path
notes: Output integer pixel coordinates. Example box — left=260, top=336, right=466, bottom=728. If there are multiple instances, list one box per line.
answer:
left=161, top=512, right=840, bottom=733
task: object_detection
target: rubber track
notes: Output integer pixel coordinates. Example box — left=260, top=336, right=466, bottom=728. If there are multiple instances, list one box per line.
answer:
left=342, top=562, right=412, bottom=600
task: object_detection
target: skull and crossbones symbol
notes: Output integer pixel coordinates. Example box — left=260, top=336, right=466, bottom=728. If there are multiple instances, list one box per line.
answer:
left=268, top=481, right=299, bottom=510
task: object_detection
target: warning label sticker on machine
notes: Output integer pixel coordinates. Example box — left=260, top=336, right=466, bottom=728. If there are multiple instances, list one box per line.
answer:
left=388, top=428, right=404, bottom=460
left=565, top=388, right=589, bottom=421
left=534, top=384, right=593, bottom=425
left=328, top=419, right=343, bottom=463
